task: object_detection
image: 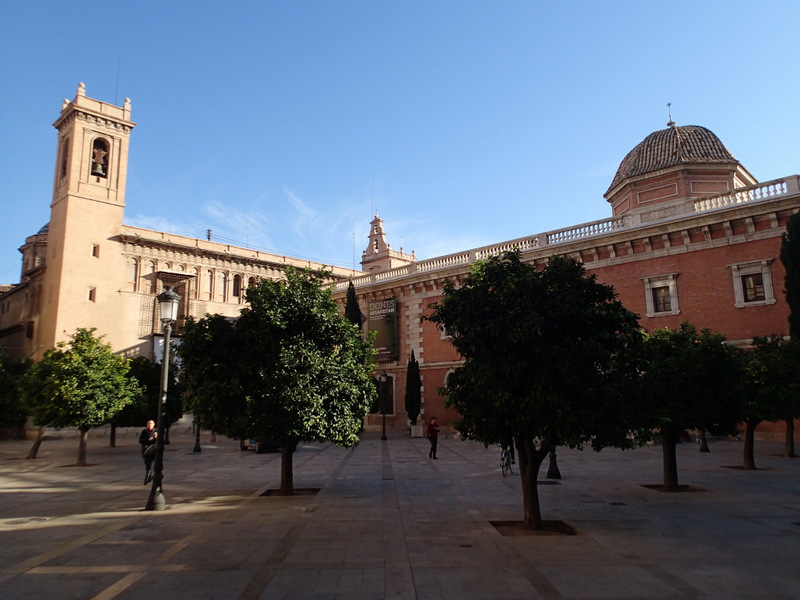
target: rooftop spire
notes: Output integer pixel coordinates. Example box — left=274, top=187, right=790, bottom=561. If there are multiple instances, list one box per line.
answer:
left=666, top=102, right=675, bottom=128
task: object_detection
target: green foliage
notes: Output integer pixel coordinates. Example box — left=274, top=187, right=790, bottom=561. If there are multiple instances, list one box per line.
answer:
left=638, top=322, right=745, bottom=436
left=781, top=210, right=800, bottom=339
left=344, top=281, right=363, bottom=328
left=426, top=251, right=643, bottom=527
left=179, top=268, right=377, bottom=491
left=404, top=351, right=422, bottom=425
left=20, top=329, right=140, bottom=431
left=743, top=336, right=797, bottom=424
left=115, top=356, right=182, bottom=429
left=637, top=322, right=745, bottom=487
left=0, top=353, right=31, bottom=433
left=428, top=251, right=643, bottom=451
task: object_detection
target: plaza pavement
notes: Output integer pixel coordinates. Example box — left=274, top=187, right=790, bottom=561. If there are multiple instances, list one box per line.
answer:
left=0, top=429, right=799, bottom=600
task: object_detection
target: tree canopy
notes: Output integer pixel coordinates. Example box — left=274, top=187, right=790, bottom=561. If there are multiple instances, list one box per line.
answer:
left=344, top=281, right=363, bottom=328
left=780, top=209, right=800, bottom=340
left=404, top=350, right=421, bottom=425
left=0, top=353, right=30, bottom=436
left=637, top=323, right=745, bottom=489
left=20, top=328, right=140, bottom=465
left=426, top=251, right=644, bottom=529
left=179, top=268, right=376, bottom=494
left=112, top=355, right=182, bottom=446
left=741, top=336, right=797, bottom=469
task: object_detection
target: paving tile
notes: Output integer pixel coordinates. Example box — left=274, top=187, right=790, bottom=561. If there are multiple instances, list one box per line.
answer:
left=1, top=433, right=799, bottom=599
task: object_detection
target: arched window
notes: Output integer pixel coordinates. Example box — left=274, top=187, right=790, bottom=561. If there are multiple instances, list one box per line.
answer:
left=59, top=137, right=70, bottom=180
left=220, top=273, right=228, bottom=301
left=127, top=258, right=138, bottom=292
left=233, top=274, right=242, bottom=297
left=91, top=138, right=109, bottom=178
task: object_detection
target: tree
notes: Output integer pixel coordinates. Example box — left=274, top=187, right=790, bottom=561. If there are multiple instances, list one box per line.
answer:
left=741, top=336, right=797, bottom=469
left=20, top=328, right=140, bottom=465
left=404, top=350, right=422, bottom=425
left=112, top=356, right=182, bottom=447
left=0, top=353, right=30, bottom=438
left=638, top=323, right=745, bottom=490
left=179, top=268, right=376, bottom=495
left=344, top=281, right=363, bottom=328
left=780, top=209, right=800, bottom=456
left=426, top=251, right=644, bottom=529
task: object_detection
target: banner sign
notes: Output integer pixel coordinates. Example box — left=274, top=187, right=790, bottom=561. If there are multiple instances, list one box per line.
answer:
left=368, top=298, right=398, bottom=362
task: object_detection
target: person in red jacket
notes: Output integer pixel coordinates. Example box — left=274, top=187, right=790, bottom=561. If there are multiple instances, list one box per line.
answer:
left=426, top=416, right=440, bottom=459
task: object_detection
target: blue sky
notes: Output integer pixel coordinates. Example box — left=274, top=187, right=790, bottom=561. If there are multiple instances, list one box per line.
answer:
left=2, top=1, right=799, bottom=282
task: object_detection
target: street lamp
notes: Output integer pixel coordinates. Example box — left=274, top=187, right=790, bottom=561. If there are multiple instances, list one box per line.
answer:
left=380, top=371, right=388, bottom=441
left=146, top=285, right=181, bottom=511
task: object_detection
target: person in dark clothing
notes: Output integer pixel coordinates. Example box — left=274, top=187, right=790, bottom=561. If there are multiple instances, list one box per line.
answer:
left=426, top=416, right=440, bottom=459
left=139, top=420, right=157, bottom=484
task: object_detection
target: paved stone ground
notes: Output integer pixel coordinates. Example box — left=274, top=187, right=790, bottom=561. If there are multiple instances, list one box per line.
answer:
left=0, top=430, right=799, bottom=599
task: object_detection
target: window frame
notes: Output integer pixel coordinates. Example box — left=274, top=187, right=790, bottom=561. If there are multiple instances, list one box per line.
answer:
left=642, top=273, right=680, bottom=317
left=729, top=259, right=776, bottom=308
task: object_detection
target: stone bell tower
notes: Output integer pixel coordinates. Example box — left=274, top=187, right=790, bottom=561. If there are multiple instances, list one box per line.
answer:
left=361, top=214, right=415, bottom=273
left=35, top=82, right=136, bottom=356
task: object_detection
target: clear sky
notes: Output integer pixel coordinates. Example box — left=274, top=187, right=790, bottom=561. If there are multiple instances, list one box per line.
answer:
left=2, top=1, right=799, bottom=282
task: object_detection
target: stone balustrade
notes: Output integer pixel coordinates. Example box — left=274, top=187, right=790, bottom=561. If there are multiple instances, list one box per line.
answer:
left=334, top=175, right=798, bottom=292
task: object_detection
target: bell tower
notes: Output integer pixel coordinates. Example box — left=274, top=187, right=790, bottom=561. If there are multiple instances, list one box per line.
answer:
left=361, top=214, right=415, bottom=273
left=36, top=83, right=136, bottom=356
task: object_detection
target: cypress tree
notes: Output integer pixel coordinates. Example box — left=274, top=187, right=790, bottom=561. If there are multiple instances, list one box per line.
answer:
left=405, top=351, right=422, bottom=425
left=344, top=281, right=363, bottom=329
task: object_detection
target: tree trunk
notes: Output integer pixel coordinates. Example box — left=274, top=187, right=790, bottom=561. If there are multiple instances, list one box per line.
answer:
left=26, top=426, right=47, bottom=459
left=77, top=427, right=90, bottom=466
left=517, top=437, right=549, bottom=530
left=279, top=438, right=295, bottom=496
left=662, top=425, right=680, bottom=491
left=109, top=423, right=117, bottom=448
left=743, top=419, right=760, bottom=470
left=785, top=418, right=796, bottom=458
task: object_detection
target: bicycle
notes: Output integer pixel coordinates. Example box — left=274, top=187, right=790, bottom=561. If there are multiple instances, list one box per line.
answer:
left=501, top=448, right=513, bottom=477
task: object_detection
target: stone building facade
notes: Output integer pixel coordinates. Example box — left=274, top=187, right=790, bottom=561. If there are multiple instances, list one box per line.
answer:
left=1, top=85, right=798, bottom=440
left=0, top=84, right=359, bottom=362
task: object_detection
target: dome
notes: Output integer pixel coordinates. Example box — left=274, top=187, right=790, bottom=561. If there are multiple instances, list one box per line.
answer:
left=606, top=125, right=739, bottom=196
left=37, top=223, right=50, bottom=235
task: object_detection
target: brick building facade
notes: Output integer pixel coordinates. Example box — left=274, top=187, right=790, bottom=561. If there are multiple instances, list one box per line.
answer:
left=335, top=126, right=799, bottom=438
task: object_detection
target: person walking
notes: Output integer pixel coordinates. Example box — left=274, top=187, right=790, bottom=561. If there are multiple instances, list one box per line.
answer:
left=427, top=416, right=440, bottom=459
left=139, top=419, right=157, bottom=484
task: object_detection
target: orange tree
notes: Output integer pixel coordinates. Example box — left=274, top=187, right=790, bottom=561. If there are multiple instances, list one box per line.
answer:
left=426, top=251, right=645, bottom=529
left=179, top=268, right=376, bottom=495
left=20, top=328, right=139, bottom=465
left=637, top=323, right=745, bottom=489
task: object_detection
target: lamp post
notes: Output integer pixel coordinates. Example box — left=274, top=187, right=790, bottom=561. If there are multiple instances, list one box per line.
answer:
left=146, top=285, right=181, bottom=511
left=380, top=371, right=388, bottom=441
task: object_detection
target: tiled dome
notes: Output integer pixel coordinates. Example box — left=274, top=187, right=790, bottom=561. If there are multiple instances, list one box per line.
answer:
left=606, top=125, right=739, bottom=195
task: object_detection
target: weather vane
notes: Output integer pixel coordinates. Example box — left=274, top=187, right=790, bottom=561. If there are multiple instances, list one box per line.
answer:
left=667, top=102, right=675, bottom=127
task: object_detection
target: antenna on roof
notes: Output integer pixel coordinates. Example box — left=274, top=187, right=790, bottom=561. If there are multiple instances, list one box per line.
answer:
left=114, top=56, right=121, bottom=105
left=667, top=102, right=675, bottom=128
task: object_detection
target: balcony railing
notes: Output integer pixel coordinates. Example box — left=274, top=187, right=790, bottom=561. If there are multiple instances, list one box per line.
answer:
left=335, top=175, right=798, bottom=292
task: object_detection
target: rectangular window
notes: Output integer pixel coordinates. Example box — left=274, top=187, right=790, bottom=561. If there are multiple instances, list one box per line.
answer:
left=742, top=273, right=765, bottom=303
left=26, top=321, right=34, bottom=339
left=729, top=260, right=774, bottom=308
left=642, top=274, right=680, bottom=317
left=92, top=244, right=100, bottom=258
left=88, top=287, right=96, bottom=302
left=652, top=286, right=671, bottom=313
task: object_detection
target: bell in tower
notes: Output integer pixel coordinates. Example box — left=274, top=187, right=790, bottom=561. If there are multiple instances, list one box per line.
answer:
left=91, top=139, right=108, bottom=177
